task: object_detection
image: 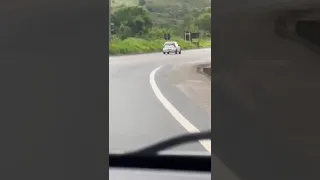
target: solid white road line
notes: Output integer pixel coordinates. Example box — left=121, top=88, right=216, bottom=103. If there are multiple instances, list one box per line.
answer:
left=149, top=65, right=211, bottom=153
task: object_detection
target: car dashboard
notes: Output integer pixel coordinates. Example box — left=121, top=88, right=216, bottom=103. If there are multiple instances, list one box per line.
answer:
left=110, top=168, right=210, bottom=180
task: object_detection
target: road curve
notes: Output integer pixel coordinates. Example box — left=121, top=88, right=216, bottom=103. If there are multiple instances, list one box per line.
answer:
left=109, top=48, right=211, bottom=153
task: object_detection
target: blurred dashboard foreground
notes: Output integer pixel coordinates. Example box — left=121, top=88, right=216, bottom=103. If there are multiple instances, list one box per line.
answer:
left=110, top=168, right=210, bottom=180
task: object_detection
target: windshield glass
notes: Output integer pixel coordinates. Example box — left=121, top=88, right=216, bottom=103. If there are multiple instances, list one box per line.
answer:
left=109, top=0, right=211, bottom=155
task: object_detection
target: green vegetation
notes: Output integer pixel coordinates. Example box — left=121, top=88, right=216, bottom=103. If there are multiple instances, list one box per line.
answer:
left=110, top=0, right=211, bottom=55
left=110, top=37, right=211, bottom=55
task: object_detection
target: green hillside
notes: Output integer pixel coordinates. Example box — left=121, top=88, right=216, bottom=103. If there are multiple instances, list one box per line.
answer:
left=109, top=0, right=211, bottom=55
left=111, top=0, right=211, bottom=7
left=111, top=0, right=136, bottom=8
left=111, top=0, right=211, bottom=31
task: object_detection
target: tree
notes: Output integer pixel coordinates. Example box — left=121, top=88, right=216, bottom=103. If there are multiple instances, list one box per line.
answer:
left=145, top=27, right=171, bottom=39
left=119, top=23, right=132, bottom=40
left=204, top=7, right=211, bottom=13
left=195, top=13, right=211, bottom=32
left=180, top=15, right=199, bottom=32
left=111, top=6, right=152, bottom=38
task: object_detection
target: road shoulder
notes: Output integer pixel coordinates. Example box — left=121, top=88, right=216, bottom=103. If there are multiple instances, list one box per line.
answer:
left=168, top=60, right=211, bottom=115
left=154, top=61, right=211, bottom=132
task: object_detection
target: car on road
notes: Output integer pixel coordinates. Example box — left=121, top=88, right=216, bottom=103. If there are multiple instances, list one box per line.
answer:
left=163, top=41, right=181, bottom=55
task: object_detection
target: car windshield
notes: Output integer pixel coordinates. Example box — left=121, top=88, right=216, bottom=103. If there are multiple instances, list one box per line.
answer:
left=109, top=0, right=211, bottom=155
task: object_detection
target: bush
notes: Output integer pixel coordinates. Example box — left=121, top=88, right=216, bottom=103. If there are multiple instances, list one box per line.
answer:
left=109, top=37, right=211, bottom=55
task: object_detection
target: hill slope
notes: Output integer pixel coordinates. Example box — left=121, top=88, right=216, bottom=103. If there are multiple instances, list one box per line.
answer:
left=111, top=0, right=211, bottom=29
left=111, top=0, right=210, bottom=9
left=109, top=0, right=211, bottom=55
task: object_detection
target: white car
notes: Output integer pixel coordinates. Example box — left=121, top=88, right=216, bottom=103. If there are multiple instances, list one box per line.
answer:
left=162, top=41, right=182, bottom=54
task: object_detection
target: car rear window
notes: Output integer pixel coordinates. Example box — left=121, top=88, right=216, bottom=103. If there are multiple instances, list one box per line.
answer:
left=164, top=43, right=176, bottom=47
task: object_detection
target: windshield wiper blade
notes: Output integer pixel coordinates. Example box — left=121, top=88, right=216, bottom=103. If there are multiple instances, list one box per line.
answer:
left=110, top=131, right=211, bottom=171
left=125, top=130, right=211, bottom=155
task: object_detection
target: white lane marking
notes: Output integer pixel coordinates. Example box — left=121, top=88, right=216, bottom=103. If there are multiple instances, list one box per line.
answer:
left=149, top=65, right=211, bottom=153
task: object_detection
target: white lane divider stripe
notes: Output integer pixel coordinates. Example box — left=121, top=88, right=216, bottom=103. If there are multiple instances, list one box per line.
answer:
left=149, top=65, right=211, bottom=153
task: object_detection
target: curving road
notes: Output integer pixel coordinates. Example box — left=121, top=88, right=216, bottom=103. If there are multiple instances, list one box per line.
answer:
left=109, top=48, right=211, bottom=154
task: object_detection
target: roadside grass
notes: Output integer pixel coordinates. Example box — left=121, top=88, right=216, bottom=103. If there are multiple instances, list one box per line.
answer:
left=109, top=37, right=211, bottom=55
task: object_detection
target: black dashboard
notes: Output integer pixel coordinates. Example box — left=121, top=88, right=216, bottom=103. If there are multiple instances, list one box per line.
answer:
left=109, top=153, right=241, bottom=180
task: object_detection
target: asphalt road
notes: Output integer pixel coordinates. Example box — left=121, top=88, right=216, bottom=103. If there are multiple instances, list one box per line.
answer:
left=109, top=48, right=211, bottom=154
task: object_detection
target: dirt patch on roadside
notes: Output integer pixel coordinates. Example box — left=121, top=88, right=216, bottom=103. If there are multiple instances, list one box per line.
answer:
left=196, top=63, right=211, bottom=78
left=168, top=60, right=211, bottom=115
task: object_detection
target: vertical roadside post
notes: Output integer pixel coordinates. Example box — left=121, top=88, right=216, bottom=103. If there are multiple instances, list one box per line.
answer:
left=184, top=32, right=191, bottom=44
left=190, top=32, right=200, bottom=48
left=198, top=33, right=200, bottom=48
left=164, top=33, right=170, bottom=40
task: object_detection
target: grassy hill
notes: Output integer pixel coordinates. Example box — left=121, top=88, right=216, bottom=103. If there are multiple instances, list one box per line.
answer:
left=111, top=0, right=211, bottom=7
left=109, top=0, right=211, bottom=55
left=111, top=0, right=211, bottom=29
